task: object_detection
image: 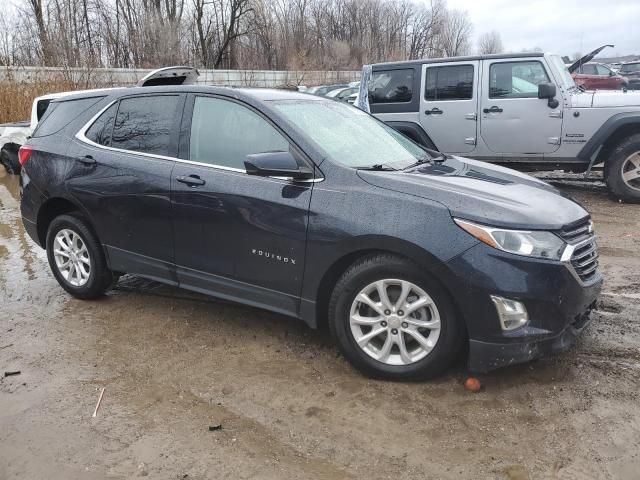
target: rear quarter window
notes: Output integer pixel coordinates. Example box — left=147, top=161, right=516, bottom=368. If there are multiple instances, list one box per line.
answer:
left=33, top=96, right=104, bottom=138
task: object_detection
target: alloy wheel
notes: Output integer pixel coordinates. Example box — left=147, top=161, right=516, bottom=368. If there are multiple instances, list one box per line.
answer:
left=621, top=152, right=640, bottom=191
left=349, top=279, right=441, bottom=366
left=53, top=229, right=91, bottom=287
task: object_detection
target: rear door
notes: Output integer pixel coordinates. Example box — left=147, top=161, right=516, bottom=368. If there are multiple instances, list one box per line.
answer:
left=72, top=93, right=184, bottom=282
left=479, top=59, right=562, bottom=155
left=419, top=61, right=479, bottom=153
left=171, top=94, right=313, bottom=316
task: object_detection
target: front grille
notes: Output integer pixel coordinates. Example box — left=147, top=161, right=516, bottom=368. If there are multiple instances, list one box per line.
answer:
left=559, top=219, right=600, bottom=283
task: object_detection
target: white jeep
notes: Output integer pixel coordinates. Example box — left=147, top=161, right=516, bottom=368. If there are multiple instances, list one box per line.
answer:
left=359, top=48, right=640, bottom=202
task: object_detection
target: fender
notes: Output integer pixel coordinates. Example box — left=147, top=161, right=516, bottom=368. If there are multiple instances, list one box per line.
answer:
left=579, top=112, right=640, bottom=172
left=384, top=121, right=438, bottom=151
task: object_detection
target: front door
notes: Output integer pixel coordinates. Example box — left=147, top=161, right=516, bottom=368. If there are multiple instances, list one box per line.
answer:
left=172, top=94, right=313, bottom=316
left=419, top=61, right=479, bottom=153
left=479, top=59, right=563, bottom=155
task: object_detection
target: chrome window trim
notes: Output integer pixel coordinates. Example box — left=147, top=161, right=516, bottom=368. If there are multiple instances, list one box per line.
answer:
left=75, top=99, right=323, bottom=183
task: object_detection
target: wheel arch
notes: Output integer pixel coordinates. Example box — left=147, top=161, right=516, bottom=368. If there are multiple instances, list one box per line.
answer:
left=310, top=237, right=464, bottom=335
left=384, top=121, right=438, bottom=151
left=36, top=197, right=94, bottom=247
left=581, top=114, right=640, bottom=169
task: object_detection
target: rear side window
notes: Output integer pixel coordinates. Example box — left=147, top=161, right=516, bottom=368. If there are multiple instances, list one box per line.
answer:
left=33, top=97, right=104, bottom=137
left=425, top=65, right=474, bottom=101
left=111, top=95, right=181, bottom=156
left=85, top=103, right=118, bottom=146
left=489, top=61, right=550, bottom=98
left=368, top=69, right=413, bottom=104
left=189, top=96, right=289, bottom=170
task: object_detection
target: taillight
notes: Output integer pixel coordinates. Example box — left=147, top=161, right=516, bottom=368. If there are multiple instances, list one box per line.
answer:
left=18, top=145, right=33, bottom=166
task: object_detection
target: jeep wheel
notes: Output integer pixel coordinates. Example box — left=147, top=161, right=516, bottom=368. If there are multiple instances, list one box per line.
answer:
left=605, top=133, right=640, bottom=203
left=328, top=253, right=462, bottom=380
left=46, top=214, right=116, bottom=299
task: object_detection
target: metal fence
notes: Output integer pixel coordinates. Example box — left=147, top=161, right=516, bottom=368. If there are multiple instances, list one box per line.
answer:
left=0, top=66, right=361, bottom=88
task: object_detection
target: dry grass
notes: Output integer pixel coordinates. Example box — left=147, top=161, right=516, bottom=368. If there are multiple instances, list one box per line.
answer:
left=0, top=80, right=79, bottom=124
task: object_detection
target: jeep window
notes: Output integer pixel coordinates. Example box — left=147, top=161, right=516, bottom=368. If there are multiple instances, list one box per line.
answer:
left=274, top=100, right=427, bottom=169
left=85, top=103, right=118, bottom=146
left=111, top=95, right=181, bottom=156
left=189, top=96, right=289, bottom=170
left=425, top=65, right=473, bottom=101
left=368, top=69, right=413, bottom=104
left=33, top=96, right=104, bottom=138
left=489, top=61, right=550, bottom=98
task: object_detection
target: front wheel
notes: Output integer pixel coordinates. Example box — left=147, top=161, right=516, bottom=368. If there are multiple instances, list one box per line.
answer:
left=328, top=254, right=462, bottom=380
left=605, top=133, right=640, bottom=203
left=46, top=214, right=116, bottom=299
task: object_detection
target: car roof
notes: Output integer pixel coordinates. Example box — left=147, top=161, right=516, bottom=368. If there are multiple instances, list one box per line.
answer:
left=371, top=52, right=545, bottom=68
left=49, top=85, right=328, bottom=105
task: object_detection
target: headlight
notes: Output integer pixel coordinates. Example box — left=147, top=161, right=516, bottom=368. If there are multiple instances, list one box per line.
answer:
left=454, top=218, right=566, bottom=260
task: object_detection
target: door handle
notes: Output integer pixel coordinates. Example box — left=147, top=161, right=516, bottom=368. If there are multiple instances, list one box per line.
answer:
left=425, top=107, right=443, bottom=115
left=76, top=155, right=96, bottom=165
left=483, top=106, right=503, bottom=114
left=176, top=174, right=206, bottom=187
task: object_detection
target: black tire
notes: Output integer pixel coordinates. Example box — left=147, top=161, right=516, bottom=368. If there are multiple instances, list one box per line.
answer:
left=46, top=214, right=115, bottom=299
left=0, top=148, right=19, bottom=175
left=328, top=253, right=462, bottom=380
left=604, top=133, right=640, bottom=203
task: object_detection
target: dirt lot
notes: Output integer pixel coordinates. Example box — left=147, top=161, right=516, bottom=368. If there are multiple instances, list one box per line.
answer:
left=1, top=170, right=639, bottom=480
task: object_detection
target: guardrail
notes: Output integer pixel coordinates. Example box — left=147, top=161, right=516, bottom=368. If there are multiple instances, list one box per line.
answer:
left=0, top=66, right=361, bottom=88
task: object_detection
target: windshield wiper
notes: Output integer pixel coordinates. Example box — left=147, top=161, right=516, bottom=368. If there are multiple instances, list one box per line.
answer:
left=403, top=153, right=446, bottom=170
left=356, top=164, right=397, bottom=171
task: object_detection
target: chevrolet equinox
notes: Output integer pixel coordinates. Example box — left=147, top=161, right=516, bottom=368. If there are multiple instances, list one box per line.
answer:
left=19, top=86, right=602, bottom=379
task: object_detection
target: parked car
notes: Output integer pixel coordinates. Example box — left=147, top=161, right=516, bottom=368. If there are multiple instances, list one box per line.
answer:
left=619, top=61, right=640, bottom=90
left=20, top=86, right=601, bottom=379
left=325, top=86, right=359, bottom=101
left=570, top=62, right=627, bottom=90
left=0, top=66, right=199, bottom=174
left=305, top=83, right=349, bottom=96
left=361, top=46, right=640, bottom=202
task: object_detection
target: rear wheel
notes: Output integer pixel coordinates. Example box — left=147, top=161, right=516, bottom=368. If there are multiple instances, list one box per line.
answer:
left=46, top=214, right=115, bottom=299
left=605, top=133, right=640, bottom=203
left=328, top=253, right=462, bottom=380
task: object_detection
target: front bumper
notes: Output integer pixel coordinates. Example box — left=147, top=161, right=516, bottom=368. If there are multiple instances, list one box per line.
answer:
left=468, top=305, right=594, bottom=372
left=444, top=242, right=602, bottom=372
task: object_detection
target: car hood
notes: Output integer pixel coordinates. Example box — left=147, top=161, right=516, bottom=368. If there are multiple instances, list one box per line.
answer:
left=567, top=45, right=614, bottom=73
left=570, top=90, right=640, bottom=108
left=357, top=157, right=588, bottom=230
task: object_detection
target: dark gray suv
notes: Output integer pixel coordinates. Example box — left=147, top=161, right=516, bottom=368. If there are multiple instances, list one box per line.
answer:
left=19, top=86, right=601, bottom=379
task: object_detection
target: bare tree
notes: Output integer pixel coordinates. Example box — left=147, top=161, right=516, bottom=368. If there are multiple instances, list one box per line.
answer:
left=439, top=9, right=472, bottom=57
left=477, top=30, right=503, bottom=55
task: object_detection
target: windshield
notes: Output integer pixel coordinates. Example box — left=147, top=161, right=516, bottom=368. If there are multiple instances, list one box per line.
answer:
left=548, top=54, right=577, bottom=89
left=273, top=100, right=429, bottom=168
left=621, top=63, right=640, bottom=73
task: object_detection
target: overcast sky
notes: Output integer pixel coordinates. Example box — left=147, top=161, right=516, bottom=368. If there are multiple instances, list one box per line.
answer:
left=445, top=0, right=640, bottom=57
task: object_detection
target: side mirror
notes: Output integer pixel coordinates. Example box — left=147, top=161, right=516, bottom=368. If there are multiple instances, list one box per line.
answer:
left=538, top=83, right=556, bottom=99
left=244, top=151, right=313, bottom=180
left=538, top=83, right=559, bottom=109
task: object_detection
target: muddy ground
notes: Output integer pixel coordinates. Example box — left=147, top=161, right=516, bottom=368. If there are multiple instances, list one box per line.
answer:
left=0, top=170, right=638, bottom=480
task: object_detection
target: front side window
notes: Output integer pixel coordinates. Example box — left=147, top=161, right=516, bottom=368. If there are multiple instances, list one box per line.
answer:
left=489, top=61, right=550, bottom=98
left=189, top=96, right=289, bottom=169
left=425, top=65, right=474, bottom=101
left=596, top=64, right=611, bottom=75
left=368, top=69, right=413, bottom=104
left=111, top=95, right=181, bottom=156
left=580, top=64, right=598, bottom=75
left=273, top=100, right=429, bottom=169
left=85, top=103, right=118, bottom=146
